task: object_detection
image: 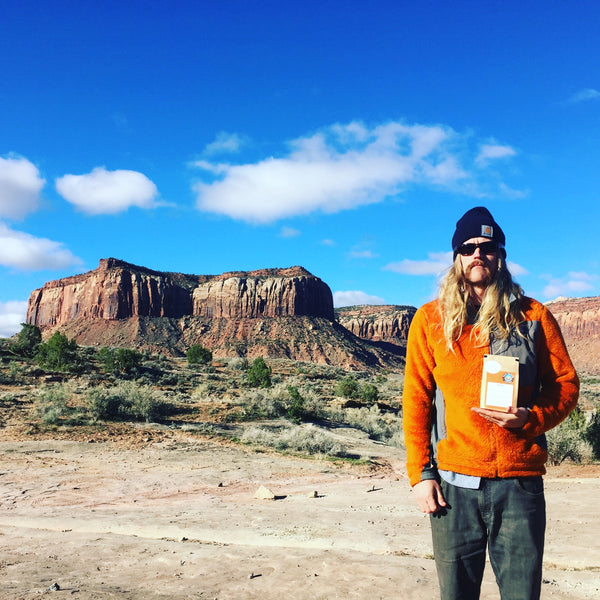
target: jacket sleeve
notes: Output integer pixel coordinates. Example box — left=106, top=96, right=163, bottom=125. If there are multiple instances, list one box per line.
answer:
left=402, top=307, right=438, bottom=487
left=521, top=306, right=579, bottom=438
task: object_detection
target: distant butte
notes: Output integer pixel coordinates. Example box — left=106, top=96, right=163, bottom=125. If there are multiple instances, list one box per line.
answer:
left=25, top=258, right=407, bottom=369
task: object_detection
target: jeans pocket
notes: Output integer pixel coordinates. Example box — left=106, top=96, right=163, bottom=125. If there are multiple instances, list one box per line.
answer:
left=514, top=475, right=544, bottom=496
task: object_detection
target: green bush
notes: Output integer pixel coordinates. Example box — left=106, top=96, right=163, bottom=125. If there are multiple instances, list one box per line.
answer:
left=187, top=344, right=213, bottom=365
left=360, top=383, right=379, bottom=404
left=247, top=357, right=272, bottom=388
left=35, top=331, right=79, bottom=371
left=115, top=348, right=141, bottom=373
left=13, top=323, right=42, bottom=357
left=334, top=375, right=359, bottom=398
left=98, top=347, right=142, bottom=376
left=286, top=385, right=305, bottom=422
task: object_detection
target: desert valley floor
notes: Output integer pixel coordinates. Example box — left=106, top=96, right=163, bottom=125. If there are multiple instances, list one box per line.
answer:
left=1, top=426, right=599, bottom=600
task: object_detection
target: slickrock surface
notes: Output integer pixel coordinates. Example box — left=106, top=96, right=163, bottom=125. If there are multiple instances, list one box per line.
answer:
left=1, top=435, right=598, bottom=600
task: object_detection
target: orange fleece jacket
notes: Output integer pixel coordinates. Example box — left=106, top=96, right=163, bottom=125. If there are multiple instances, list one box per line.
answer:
left=402, top=297, right=579, bottom=487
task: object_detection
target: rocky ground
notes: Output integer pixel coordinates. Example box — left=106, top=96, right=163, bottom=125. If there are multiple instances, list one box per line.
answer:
left=1, top=426, right=599, bottom=600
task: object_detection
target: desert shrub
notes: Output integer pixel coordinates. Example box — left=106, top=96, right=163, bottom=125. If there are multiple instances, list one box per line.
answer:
left=334, top=375, right=359, bottom=399
left=584, top=408, right=600, bottom=461
left=241, top=424, right=346, bottom=456
left=326, top=404, right=403, bottom=446
left=546, top=408, right=589, bottom=465
left=13, top=323, right=42, bottom=357
left=229, top=357, right=249, bottom=371
left=33, top=384, right=79, bottom=425
left=239, top=383, right=323, bottom=423
left=187, top=344, right=213, bottom=365
left=87, top=381, right=169, bottom=422
left=240, top=389, right=283, bottom=420
left=35, top=331, right=79, bottom=371
left=298, top=387, right=326, bottom=420
left=360, top=383, right=379, bottom=404
left=277, top=425, right=345, bottom=455
left=247, top=357, right=272, bottom=388
left=4, top=360, right=22, bottom=383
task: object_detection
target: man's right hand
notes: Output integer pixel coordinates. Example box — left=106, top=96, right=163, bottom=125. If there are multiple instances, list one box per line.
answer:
left=412, top=479, right=447, bottom=514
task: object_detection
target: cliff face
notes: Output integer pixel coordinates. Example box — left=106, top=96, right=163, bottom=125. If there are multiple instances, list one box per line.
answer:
left=26, top=259, right=197, bottom=327
left=547, top=296, right=600, bottom=339
left=27, top=259, right=335, bottom=329
left=24, top=259, right=405, bottom=369
left=192, top=270, right=333, bottom=319
left=336, top=305, right=417, bottom=347
left=546, top=296, right=600, bottom=374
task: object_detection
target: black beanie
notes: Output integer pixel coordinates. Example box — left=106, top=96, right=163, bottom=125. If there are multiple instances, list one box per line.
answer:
left=452, top=207, right=506, bottom=255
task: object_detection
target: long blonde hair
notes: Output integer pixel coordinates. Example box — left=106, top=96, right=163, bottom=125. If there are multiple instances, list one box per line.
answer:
left=438, top=253, right=524, bottom=349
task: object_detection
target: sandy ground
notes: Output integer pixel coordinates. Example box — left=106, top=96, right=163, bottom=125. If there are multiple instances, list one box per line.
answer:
left=1, top=430, right=599, bottom=600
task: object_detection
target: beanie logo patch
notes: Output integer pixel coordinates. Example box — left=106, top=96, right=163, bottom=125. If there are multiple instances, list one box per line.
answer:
left=481, top=225, right=493, bottom=238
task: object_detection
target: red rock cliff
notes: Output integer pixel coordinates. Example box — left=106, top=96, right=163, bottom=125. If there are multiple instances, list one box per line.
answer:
left=546, top=296, right=600, bottom=374
left=26, top=259, right=334, bottom=329
left=336, top=305, right=417, bottom=346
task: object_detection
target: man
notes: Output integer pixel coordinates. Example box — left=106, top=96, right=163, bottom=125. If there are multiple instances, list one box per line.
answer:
left=402, top=206, right=579, bottom=600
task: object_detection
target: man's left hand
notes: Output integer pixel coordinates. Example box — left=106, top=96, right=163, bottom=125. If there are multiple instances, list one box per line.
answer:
left=471, top=406, right=529, bottom=429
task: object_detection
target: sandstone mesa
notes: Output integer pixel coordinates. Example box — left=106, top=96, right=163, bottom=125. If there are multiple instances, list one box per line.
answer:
left=25, top=258, right=407, bottom=369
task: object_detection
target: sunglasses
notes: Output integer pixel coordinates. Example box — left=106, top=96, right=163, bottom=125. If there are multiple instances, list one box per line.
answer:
left=457, top=241, right=499, bottom=256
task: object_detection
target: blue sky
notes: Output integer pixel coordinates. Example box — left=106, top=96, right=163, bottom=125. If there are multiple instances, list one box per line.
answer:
left=1, top=1, right=599, bottom=337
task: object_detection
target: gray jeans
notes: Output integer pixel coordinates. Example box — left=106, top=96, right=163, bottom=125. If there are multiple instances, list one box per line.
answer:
left=430, top=477, right=546, bottom=600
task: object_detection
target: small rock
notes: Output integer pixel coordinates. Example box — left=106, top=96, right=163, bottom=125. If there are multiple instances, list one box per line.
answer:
left=254, top=485, right=275, bottom=500
left=48, top=582, right=60, bottom=591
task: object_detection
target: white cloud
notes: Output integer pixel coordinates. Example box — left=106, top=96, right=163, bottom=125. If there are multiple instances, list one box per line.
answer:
left=320, top=238, right=336, bottom=247
left=498, top=182, right=528, bottom=199
left=0, top=222, right=82, bottom=270
left=542, top=271, right=597, bottom=299
left=192, top=120, right=475, bottom=223
left=507, top=261, right=528, bottom=277
left=204, top=132, right=245, bottom=155
left=568, top=88, right=600, bottom=104
left=0, top=155, right=46, bottom=219
left=56, top=167, right=159, bottom=215
left=333, top=290, right=386, bottom=307
left=383, top=251, right=453, bottom=276
left=0, top=300, right=28, bottom=338
left=348, top=249, right=379, bottom=259
left=279, top=226, right=300, bottom=238
left=476, top=144, right=516, bottom=166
